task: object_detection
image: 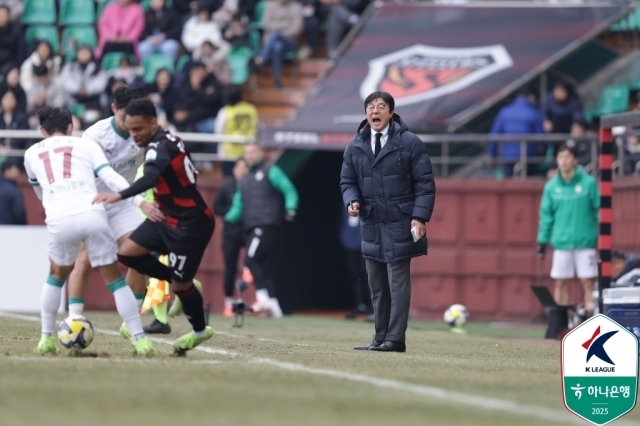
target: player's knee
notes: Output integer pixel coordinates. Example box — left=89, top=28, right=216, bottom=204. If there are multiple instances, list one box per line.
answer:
left=117, top=253, right=136, bottom=267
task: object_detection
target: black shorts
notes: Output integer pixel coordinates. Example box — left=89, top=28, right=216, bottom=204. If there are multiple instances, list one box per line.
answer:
left=130, top=217, right=215, bottom=282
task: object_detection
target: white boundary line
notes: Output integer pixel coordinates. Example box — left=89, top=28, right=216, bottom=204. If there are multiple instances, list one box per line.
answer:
left=3, top=311, right=640, bottom=426
left=4, top=356, right=222, bottom=365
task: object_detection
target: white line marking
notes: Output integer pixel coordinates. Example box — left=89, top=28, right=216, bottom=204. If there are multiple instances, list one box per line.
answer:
left=4, top=356, right=222, bottom=365
left=3, top=312, right=640, bottom=426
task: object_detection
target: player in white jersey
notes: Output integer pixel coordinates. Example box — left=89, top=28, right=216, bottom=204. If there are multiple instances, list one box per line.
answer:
left=64, top=86, right=168, bottom=336
left=24, top=107, right=155, bottom=356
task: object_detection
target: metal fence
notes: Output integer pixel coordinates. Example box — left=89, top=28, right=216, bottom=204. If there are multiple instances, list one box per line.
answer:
left=3, top=130, right=637, bottom=178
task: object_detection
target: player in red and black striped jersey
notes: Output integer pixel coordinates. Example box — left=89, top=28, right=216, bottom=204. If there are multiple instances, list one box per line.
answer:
left=93, top=98, right=215, bottom=353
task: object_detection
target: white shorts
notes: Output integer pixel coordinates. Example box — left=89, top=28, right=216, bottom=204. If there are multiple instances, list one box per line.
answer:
left=551, top=249, right=598, bottom=280
left=48, top=210, right=117, bottom=267
left=106, top=200, right=143, bottom=240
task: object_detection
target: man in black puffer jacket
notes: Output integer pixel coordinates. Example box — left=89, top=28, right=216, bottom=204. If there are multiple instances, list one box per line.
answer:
left=340, top=91, right=435, bottom=353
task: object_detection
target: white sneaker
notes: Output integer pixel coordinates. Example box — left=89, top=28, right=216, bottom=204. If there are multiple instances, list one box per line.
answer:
left=251, top=299, right=272, bottom=313
left=270, top=298, right=283, bottom=319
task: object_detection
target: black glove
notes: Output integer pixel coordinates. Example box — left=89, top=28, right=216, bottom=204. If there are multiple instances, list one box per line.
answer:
left=537, top=243, right=547, bottom=259
left=285, top=209, right=297, bottom=222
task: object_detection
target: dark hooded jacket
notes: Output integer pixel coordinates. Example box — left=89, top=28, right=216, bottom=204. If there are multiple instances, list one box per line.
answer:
left=340, top=113, right=435, bottom=263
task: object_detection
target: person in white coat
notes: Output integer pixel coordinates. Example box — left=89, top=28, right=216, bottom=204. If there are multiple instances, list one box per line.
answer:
left=181, top=5, right=222, bottom=52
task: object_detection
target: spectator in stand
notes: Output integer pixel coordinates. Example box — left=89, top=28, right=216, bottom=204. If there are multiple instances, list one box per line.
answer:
left=487, top=88, right=545, bottom=178
left=139, top=0, right=182, bottom=61
left=171, top=101, right=194, bottom=132
left=0, top=6, right=25, bottom=69
left=255, top=0, right=303, bottom=89
left=224, top=14, right=250, bottom=48
left=0, top=162, right=26, bottom=225
left=0, top=65, right=27, bottom=114
left=297, top=0, right=326, bottom=59
left=323, top=0, right=368, bottom=59
left=181, top=4, right=223, bottom=53
left=61, top=46, right=108, bottom=125
left=0, top=0, right=22, bottom=21
left=213, top=0, right=239, bottom=28
left=146, top=68, right=178, bottom=124
left=622, top=129, right=640, bottom=175
left=0, top=90, right=29, bottom=151
left=215, top=85, right=257, bottom=175
left=27, top=65, right=65, bottom=116
left=20, top=41, right=62, bottom=94
left=176, top=61, right=222, bottom=135
left=543, top=81, right=585, bottom=137
left=193, top=40, right=232, bottom=85
left=104, top=56, right=145, bottom=112
left=172, top=0, right=198, bottom=18
left=96, top=0, right=145, bottom=60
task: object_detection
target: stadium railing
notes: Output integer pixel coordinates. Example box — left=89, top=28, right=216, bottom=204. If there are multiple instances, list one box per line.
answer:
left=0, top=130, right=255, bottom=163
left=3, top=130, right=628, bottom=179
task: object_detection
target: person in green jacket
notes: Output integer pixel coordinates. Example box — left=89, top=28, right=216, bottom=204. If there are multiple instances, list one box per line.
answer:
left=537, top=142, right=600, bottom=314
left=225, top=143, right=299, bottom=318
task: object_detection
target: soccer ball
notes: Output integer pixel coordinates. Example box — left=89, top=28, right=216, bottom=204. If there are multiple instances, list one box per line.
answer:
left=58, top=316, right=94, bottom=349
left=444, top=304, right=469, bottom=329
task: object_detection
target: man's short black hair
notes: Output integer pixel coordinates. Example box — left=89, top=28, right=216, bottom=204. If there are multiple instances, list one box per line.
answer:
left=613, top=250, right=626, bottom=262
left=113, top=85, right=144, bottom=109
left=557, top=141, right=579, bottom=158
left=227, top=85, right=242, bottom=105
left=363, top=91, right=395, bottom=112
left=1, top=161, right=18, bottom=175
left=38, top=107, right=72, bottom=134
left=125, top=98, right=157, bottom=118
left=33, top=64, right=48, bottom=77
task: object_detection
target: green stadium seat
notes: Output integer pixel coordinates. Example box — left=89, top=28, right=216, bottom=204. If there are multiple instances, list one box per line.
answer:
left=250, top=0, right=267, bottom=30
left=585, top=84, right=630, bottom=123
left=102, top=52, right=137, bottom=71
left=69, top=103, right=87, bottom=118
left=59, top=0, right=96, bottom=25
left=249, top=29, right=261, bottom=58
left=25, top=25, right=60, bottom=53
left=97, top=0, right=116, bottom=20
left=228, top=46, right=251, bottom=85
left=21, top=0, right=57, bottom=25
left=61, top=26, right=97, bottom=61
left=142, top=54, right=175, bottom=84
left=176, top=54, right=191, bottom=73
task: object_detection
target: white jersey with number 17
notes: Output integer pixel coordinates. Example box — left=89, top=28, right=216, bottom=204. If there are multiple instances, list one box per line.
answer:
left=24, top=136, right=111, bottom=223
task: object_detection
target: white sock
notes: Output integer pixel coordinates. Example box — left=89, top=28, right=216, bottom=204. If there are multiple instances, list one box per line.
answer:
left=109, top=278, right=145, bottom=341
left=68, top=303, right=84, bottom=317
left=193, top=329, right=206, bottom=338
left=224, top=297, right=233, bottom=308
left=256, top=288, right=270, bottom=303
left=41, top=276, right=64, bottom=336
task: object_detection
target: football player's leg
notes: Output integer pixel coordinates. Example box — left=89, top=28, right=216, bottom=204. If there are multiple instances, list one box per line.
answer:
left=112, top=206, right=147, bottom=306
left=117, top=221, right=172, bottom=282
left=86, top=211, right=153, bottom=355
left=66, top=243, right=92, bottom=317
left=172, top=221, right=215, bottom=353
left=36, top=219, right=81, bottom=354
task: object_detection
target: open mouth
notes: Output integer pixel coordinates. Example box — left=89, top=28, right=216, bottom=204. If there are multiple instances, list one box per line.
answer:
left=372, top=117, right=381, bottom=125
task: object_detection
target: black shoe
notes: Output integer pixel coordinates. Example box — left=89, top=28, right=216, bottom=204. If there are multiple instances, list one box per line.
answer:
left=369, top=340, right=406, bottom=353
left=353, top=339, right=384, bottom=350
left=143, top=319, right=171, bottom=334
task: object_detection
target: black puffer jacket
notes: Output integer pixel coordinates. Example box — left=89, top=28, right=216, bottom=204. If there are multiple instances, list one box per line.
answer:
left=340, top=114, right=435, bottom=263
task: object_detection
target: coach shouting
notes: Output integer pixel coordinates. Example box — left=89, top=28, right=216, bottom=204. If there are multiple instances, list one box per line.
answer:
left=340, top=91, right=435, bottom=353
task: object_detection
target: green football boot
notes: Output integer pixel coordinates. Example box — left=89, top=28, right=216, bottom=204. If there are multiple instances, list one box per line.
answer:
left=119, top=322, right=131, bottom=340
left=173, top=326, right=214, bottom=353
left=132, top=337, right=155, bottom=356
left=34, top=335, right=59, bottom=354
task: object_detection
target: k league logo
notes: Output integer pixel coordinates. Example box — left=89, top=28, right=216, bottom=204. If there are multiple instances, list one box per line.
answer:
left=561, top=314, right=638, bottom=425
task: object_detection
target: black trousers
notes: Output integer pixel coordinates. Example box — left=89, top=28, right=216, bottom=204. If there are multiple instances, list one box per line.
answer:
left=344, top=249, right=371, bottom=309
left=222, top=224, right=245, bottom=298
left=244, top=226, right=279, bottom=297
